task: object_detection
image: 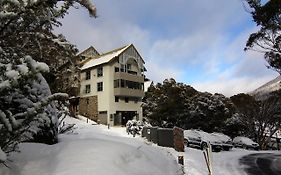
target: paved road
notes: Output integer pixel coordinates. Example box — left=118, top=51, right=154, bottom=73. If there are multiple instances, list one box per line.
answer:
left=240, top=153, right=281, bottom=175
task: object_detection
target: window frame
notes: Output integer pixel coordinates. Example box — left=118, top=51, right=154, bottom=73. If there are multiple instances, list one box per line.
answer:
left=115, top=96, right=119, bottom=102
left=125, top=97, right=129, bottom=103
left=97, top=66, right=103, bottom=77
left=85, top=71, right=91, bottom=80
left=85, top=84, right=91, bottom=94
left=97, top=82, right=103, bottom=92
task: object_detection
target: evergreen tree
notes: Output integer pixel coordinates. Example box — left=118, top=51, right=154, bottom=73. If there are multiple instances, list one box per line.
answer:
left=142, top=79, right=234, bottom=131
left=0, top=0, right=96, bottom=161
left=187, top=92, right=234, bottom=132
left=143, top=78, right=198, bottom=127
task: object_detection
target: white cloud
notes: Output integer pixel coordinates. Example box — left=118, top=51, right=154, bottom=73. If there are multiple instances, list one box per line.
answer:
left=55, top=0, right=279, bottom=96
left=55, top=7, right=151, bottom=53
left=145, top=61, right=183, bottom=83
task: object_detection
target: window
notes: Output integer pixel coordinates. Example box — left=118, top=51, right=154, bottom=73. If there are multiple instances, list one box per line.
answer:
left=133, top=97, right=140, bottom=103
left=85, top=71, right=91, bottom=80
left=97, top=67, right=103, bottom=77
left=125, top=97, right=129, bottom=103
left=127, top=64, right=131, bottom=70
left=115, top=96, right=119, bottom=102
left=97, top=82, right=103, bottom=91
left=113, top=79, right=143, bottom=90
left=99, top=111, right=107, bottom=114
left=115, top=67, right=119, bottom=72
left=120, top=64, right=127, bottom=72
left=121, top=79, right=125, bottom=87
left=114, top=80, right=120, bottom=88
left=85, top=84, right=91, bottom=93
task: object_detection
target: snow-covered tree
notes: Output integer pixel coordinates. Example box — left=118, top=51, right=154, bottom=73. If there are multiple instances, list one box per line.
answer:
left=187, top=92, right=235, bottom=132
left=230, top=92, right=281, bottom=149
left=142, top=79, right=235, bottom=131
left=0, top=0, right=97, bottom=162
left=143, top=78, right=198, bottom=127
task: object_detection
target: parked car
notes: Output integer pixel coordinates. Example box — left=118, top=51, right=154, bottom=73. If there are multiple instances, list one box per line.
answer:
left=184, top=129, right=202, bottom=148
left=233, top=136, right=259, bottom=150
left=184, top=129, right=222, bottom=152
left=211, top=132, right=233, bottom=151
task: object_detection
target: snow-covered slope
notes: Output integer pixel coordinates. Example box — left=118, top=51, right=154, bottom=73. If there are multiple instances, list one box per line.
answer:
left=2, top=116, right=280, bottom=175
left=250, top=75, right=281, bottom=100
left=0, top=116, right=181, bottom=175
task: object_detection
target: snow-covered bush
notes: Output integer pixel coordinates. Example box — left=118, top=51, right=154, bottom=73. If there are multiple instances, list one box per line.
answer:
left=126, top=120, right=143, bottom=137
left=0, top=56, right=69, bottom=153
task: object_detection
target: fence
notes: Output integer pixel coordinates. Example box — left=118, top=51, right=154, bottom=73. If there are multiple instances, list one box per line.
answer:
left=142, top=126, right=184, bottom=152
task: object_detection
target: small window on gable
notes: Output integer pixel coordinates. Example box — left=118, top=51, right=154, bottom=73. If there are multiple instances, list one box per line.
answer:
left=125, top=97, right=129, bottom=103
left=86, top=71, right=91, bottom=80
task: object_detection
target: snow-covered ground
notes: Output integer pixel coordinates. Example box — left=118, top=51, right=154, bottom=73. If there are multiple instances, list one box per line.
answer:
left=1, top=116, right=279, bottom=175
left=0, top=116, right=181, bottom=175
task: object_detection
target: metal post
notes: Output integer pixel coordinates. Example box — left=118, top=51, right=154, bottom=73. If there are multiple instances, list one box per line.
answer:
left=178, top=155, right=184, bottom=165
left=203, top=143, right=213, bottom=175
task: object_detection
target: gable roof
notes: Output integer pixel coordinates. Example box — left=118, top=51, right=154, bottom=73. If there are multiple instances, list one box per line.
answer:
left=77, top=46, right=100, bottom=57
left=81, top=44, right=137, bottom=71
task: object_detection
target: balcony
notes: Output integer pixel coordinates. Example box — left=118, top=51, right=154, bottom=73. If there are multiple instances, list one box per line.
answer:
left=114, top=72, right=144, bottom=83
left=114, top=88, right=144, bottom=98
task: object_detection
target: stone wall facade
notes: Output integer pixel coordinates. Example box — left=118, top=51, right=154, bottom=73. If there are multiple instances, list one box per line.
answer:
left=79, top=96, right=98, bottom=121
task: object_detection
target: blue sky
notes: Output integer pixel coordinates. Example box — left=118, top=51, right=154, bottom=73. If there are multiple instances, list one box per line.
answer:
left=55, top=0, right=278, bottom=96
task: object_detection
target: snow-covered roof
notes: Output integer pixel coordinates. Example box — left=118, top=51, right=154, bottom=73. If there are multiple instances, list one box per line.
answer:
left=81, top=44, right=131, bottom=70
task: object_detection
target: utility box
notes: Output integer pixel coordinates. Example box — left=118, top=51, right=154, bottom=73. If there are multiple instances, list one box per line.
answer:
left=157, top=128, right=174, bottom=148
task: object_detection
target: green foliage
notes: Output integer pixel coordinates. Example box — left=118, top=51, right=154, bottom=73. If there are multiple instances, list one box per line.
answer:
left=245, top=0, right=281, bottom=74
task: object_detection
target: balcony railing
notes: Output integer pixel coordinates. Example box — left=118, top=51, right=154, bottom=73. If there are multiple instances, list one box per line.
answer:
left=114, top=88, right=144, bottom=98
left=114, top=72, right=144, bottom=83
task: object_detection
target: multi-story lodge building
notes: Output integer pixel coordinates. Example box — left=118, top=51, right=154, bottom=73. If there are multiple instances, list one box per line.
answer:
left=78, top=44, right=146, bottom=126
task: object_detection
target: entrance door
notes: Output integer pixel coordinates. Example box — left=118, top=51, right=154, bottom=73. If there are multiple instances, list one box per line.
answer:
left=116, top=111, right=137, bottom=126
